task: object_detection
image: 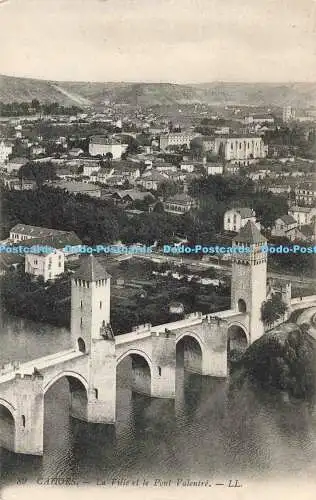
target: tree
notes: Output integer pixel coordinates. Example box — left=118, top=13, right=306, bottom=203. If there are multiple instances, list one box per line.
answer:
left=261, top=293, right=288, bottom=327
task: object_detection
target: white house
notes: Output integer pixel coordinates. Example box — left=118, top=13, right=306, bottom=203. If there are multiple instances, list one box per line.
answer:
left=25, top=249, right=64, bottom=282
left=205, top=163, right=224, bottom=176
left=0, top=140, right=13, bottom=164
left=224, top=207, right=259, bottom=232
left=288, top=206, right=316, bottom=226
left=89, top=136, right=128, bottom=159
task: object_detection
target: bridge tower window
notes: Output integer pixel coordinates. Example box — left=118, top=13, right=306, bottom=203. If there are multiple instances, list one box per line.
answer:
left=238, top=299, right=247, bottom=313
left=94, top=388, right=98, bottom=400
left=21, top=415, right=26, bottom=428
left=78, top=337, right=86, bottom=353
left=158, top=366, right=162, bottom=376
left=99, top=301, right=102, bottom=309
left=80, top=300, right=83, bottom=310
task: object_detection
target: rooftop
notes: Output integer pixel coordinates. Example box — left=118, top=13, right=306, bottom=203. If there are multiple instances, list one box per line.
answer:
left=73, top=255, right=111, bottom=282
left=234, top=220, right=267, bottom=245
left=278, top=214, right=297, bottom=225
left=10, top=224, right=80, bottom=240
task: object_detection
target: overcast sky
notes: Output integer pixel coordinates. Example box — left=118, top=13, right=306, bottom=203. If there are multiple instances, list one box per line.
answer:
left=0, top=0, right=315, bottom=83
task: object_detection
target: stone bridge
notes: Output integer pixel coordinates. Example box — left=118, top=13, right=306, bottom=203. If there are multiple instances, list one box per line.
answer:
left=0, top=221, right=313, bottom=456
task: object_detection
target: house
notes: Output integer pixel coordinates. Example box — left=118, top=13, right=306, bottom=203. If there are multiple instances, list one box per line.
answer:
left=82, top=161, right=101, bottom=177
left=69, top=148, right=84, bottom=158
left=9, top=224, right=81, bottom=247
left=288, top=206, right=316, bottom=226
left=268, top=184, right=292, bottom=195
left=137, top=170, right=169, bottom=191
left=6, top=157, right=29, bottom=174
left=90, top=167, right=115, bottom=184
left=3, top=178, right=36, bottom=190
left=49, top=181, right=102, bottom=198
left=205, top=163, right=224, bottom=176
left=295, top=181, right=316, bottom=206
left=244, top=115, right=275, bottom=125
left=292, top=223, right=316, bottom=243
left=89, top=136, right=128, bottom=159
left=224, top=207, right=259, bottom=232
left=271, top=215, right=298, bottom=238
left=163, top=193, right=198, bottom=214
left=0, top=139, right=13, bottom=164
left=111, top=190, right=154, bottom=206
left=30, top=145, right=46, bottom=157
left=159, top=132, right=199, bottom=151
left=25, top=249, right=64, bottom=282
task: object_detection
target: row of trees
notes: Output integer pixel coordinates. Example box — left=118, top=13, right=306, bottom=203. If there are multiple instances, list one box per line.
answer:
left=0, top=100, right=83, bottom=117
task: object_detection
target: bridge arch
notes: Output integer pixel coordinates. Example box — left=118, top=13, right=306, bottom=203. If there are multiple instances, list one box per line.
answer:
left=116, top=349, right=153, bottom=373
left=176, top=332, right=204, bottom=373
left=227, top=323, right=248, bottom=364
left=0, top=398, right=16, bottom=419
left=0, top=398, right=15, bottom=452
left=116, top=349, right=152, bottom=397
left=43, top=371, right=89, bottom=395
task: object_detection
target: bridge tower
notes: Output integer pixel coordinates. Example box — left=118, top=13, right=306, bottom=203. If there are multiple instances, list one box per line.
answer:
left=71, top=255, right=116, bottom=423
left=231, top=221, right=267, bottom=343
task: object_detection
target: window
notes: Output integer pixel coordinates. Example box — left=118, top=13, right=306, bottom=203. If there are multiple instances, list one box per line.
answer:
left=58, top=262, right=62, bottom=267
left=80, top=317, right=83, bottom=327
left=34, top=259, right=38, bottom=265
left=100, top=301, right=102, bottom=309
left=80, top=300, right=83, bottom=310
left=94, top=388, right=98, bottom=399
left=227, top=217, right=230, bottom=223
left=158, top=366, right=162, bottom=376
left=21, top=415, right=26, bottom=428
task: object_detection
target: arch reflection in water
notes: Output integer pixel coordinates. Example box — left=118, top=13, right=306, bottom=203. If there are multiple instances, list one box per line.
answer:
left=227, top=324, right=248, bottom=368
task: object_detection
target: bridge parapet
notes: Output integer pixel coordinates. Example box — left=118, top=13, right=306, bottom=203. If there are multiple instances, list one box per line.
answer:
left=0, top=361, right=20, bottom=376
left=132, top=323, right=152, bottom=333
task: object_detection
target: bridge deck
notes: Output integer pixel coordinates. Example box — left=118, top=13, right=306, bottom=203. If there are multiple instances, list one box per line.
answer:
left=0, top=349, right=84, bottom=385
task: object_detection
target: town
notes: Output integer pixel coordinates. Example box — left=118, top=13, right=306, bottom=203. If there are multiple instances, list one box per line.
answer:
left=0, top=95, right=315, bottom=330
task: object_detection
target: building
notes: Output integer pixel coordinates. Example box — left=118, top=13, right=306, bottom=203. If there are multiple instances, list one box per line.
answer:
left=224, top=207, right=258, bottom=232
left=111, top=190, right=155, bottom=206
left=69, top=148, right=84, bottom=158
left=3, top=178, right=36, bottom=190
left=0, top=139, right=13, bottom=164
left=288, top=206, right=316, bottom=226
left=9, top=224, right=81, bottom=246
left=283, top=106, right=295, bottom=123
left=5, top=157, right=29, bottom=174
left=163, top=193, right=198, bottom=214
left=137, top=170, right=169, bottom=191
left=89, top=136, right=128, bottom=159
left=205, top=163, right=224, bottom=176
left=271, top=215, right=298, bottom=238
left=50, top=181, right=102, bottom=198
left=191, top=135, right=267, bottom=165
left=244, top=114, right=275, bottom=125
left=159, top=132, right=199, bottom=151
left=295, top=182, right=316, bottom=206
left=25, top=249, right=64, bottom=282
left=219, top=136, right=267, bottom=165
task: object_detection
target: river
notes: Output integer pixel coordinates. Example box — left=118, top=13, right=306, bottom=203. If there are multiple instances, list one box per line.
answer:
left=1, top=312, right=316, bottom=488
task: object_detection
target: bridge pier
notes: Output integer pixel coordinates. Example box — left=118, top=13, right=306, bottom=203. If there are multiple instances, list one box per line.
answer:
left=150, top=331, right=176, bottom=399
left=85, top=337, right=116, bottom=424
left=200, top=319, right=228, bottom=378
left=13, top=374, right=44, bottom=456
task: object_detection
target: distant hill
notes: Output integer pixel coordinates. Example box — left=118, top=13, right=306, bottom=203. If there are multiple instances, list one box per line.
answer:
left=0, top=74, right=315, bottom=108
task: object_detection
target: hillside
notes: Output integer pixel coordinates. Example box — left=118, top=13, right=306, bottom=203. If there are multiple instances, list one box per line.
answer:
left=0, top=74, right=315, bottom=108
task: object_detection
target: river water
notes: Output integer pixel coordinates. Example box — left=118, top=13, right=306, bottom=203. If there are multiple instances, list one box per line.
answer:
left=1, top=312, right=316, bottom=488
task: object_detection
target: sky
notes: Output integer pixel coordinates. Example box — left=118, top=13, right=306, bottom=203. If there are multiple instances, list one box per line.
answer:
left=0, top=0, right=315, bottom=83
